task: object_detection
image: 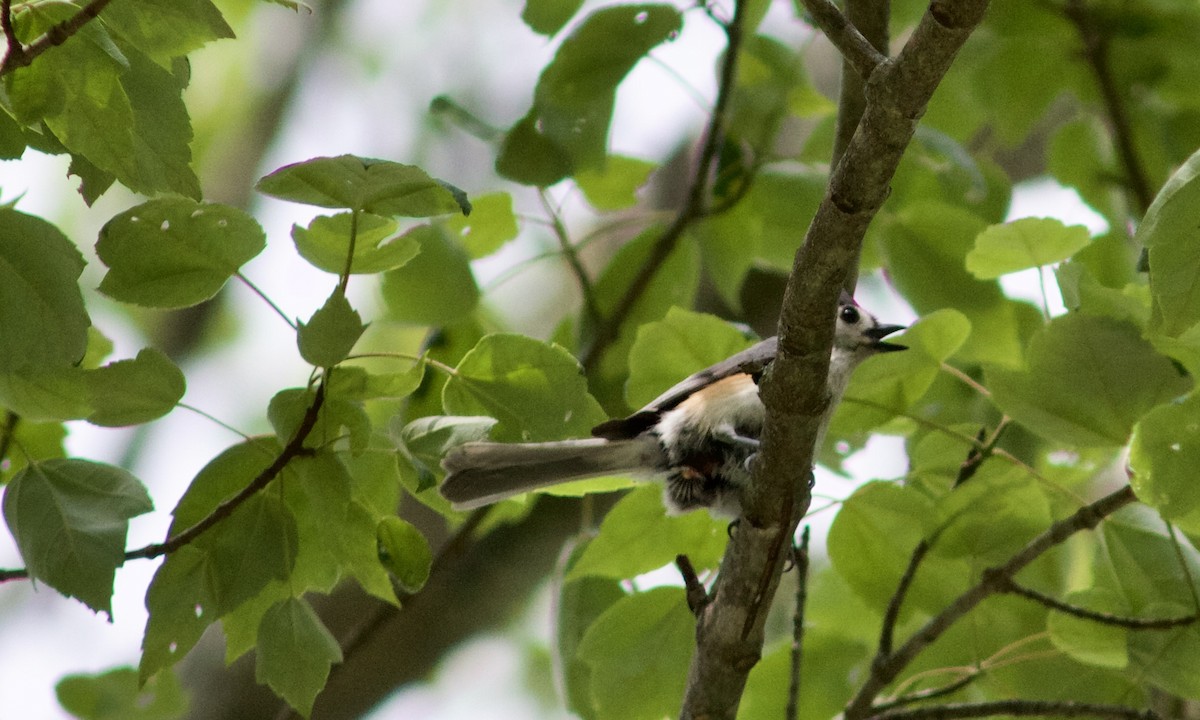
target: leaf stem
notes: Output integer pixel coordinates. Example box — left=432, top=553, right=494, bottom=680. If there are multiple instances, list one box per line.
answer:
left=539, top=189, right=602, bottom=328
left=236, top=272, right=297, bottom=329
left=177, top=402, right=254, bottom=442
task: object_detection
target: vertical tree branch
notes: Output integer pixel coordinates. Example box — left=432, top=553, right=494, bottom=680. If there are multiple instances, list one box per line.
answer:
left=679, top=2, right=990, bottom=717
left=786, top=527, right=811, bottom=720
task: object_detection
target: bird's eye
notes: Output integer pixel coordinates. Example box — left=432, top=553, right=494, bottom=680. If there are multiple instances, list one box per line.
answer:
left=839, top=305, right=860, bottom=324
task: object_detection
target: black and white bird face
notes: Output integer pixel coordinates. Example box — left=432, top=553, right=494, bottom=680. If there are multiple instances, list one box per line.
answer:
left=833, top=299, right=907, bottom=357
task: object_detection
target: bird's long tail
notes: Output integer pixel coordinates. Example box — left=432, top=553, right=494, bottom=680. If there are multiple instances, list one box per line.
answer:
left=440, top=436, right=666, bottom=510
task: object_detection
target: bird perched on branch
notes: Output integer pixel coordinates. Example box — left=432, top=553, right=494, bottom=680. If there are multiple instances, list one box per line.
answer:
left=441, top=292, right=906, bottom=517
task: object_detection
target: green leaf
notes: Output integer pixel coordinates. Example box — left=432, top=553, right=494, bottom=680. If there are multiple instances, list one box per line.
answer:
left=57, top=666, right=188, bottom=720
left=828, top=481, right=969, bottom=614
left=256, top=155, right=470, bottom=216
left=442, top=334, right=608, bottom=442
left=140, top=546, right=214, bottom=681
left=881, top=201, right=1031, bottom=366
left=291, top=212, right=419, bottom=274
left=930, top=463, right=1051, bottom=563
left=200, top=493, right=298, bottom=615
left=3, top=459, right=152, bottom=616
left=443, top=192, right=519, bottom=258
left=558, top=573, right=625, bottom=720
left=740, top=633, right=863, bottom=720
left=496, top=5, right=682, bottom=185
left=567, top=485, right=727, bottom=580
left=375, top=516, right=432, bottom=593
left=268, top=387, right=371, bottom=452
left=1046, top=588, right=1128, bottom=669
left=1130, top=392, right=1200, bottom=519
left=575, top=156, right=656, bottom=211
left=297, top=294, right=367, bottom=368
left=394, top=415, right=496, bottom=477
left=987, top=314, right=1191, bottom=447
left=966, top=217, right=1092, bottom=278
left=327, top=362, right=424, bottom=401
left=103, top=0, right=234, bottom=66
left=255, top=597, right=342, bottom=718
left=96, top=198, right=266, bottom=308
left=1139, top=149, right=1200, bottom=336
left=0, top=366, right=91, bottom=421
left=380, top=224, right=479, bottom=325
left=0, top=208, right=89, bottom=371
left=85, top=348, right=186, bottom=426
left=576, top=587, right=692, bottom=720
left=0, top=420, right=66, bottom=484
left=624, top=309, right=754, bottom=409
left=118, top=49, right=202, bottom=199
left=522, top=0, right=584, bottom=35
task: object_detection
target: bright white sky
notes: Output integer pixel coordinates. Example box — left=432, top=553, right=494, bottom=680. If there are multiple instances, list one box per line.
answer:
left=0, top=1, right=1111, bottom=718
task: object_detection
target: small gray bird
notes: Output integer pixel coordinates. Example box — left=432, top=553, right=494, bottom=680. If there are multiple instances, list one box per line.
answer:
left=440, top=292, right=905, bottom=517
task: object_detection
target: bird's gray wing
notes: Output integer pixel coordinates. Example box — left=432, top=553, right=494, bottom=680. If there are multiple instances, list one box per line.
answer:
left=591, top=336, right=778, bottom=440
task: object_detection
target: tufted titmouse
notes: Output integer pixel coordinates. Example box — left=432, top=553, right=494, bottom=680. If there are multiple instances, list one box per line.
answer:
left=440, top=292, right=905, bottom=517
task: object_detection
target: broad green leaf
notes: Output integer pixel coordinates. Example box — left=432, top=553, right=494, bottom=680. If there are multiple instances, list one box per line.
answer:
left=987, top=314, right=1191, bottom=447
left=118, top=50, right=202, bottom=199
left=828, top=482, right=969, bottom=614
left=522, top=0, right=584, bottom=35
left=380, top=224, right=479, bottom=325
left=1130, top=392, right=1200, bottom=519
left=930, top=463, right=1051, bottom=563
left=85, top=348, right=185, bottom=427
left=96, top=198, right=265, bottom=308
left=255, top=597, right=342, bottom=718
left=739, top=633, right=864, bottom=720
left=267, top=387, right=371, bottom=453
left=0, top=208, right=89, bottom=371
left=199, top=493, right=298, bottom=615
left=496, top=5, right=682, bottom=185
left=1046, top=588, right=1128, bottom=669
left=1097, top=505, right=1200, bottom=615
left=443, top=192, right=519, bottom=259
left=558, top=573, right=625, bottom=720
left=327, top=362, right=424, bottom=401
left=297, top=294, right=366, bottom=368
left=291, top=212, right=419, bottom=274
left=625, top=308, right=754, bottom=408
left=575, top=156, right=655, bottom=211
left=443, top=334, right=608, bottom=442
left=0, top=421, right=66, bottom=484
left=256, top=155, right=470, bottom=216
left=140, top=546, right=214, bottom=681
left=0, top=365, right=92, bottom=421
left=881, top=202, right=1032, bottom=366
left=1140, top=148, right=1200, bottom=336
left=57, top=666, right=187, bottom=720
left=394, top=414, right=497, bottom=491
left=0, top=106, right=26, bottom=159
left=375, top=516, right=432, bottom=593
left=567, top=485, right=727, bottom=581
left=966, top=217, right=1092, bottom=278
left=3, top=459, right=152, bottom=616
left=1055, top=261, right=1150, bottom=327
left=576, top=587, right=692, bottom=720
left=726, top=36, right=803, bottom=158
left=103, top=0, right=234, bottom=66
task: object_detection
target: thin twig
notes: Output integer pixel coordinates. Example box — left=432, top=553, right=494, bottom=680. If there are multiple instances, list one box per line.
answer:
left=872, top=672, right=979, bottom=713
left=1061, top=0, right=1154, bottom=215
left=845, top=485, right=1138, bottom=719
left=0, top=0, right=22, bottom=67
left=0, top=0, right=116, bottom=75
left=879, top=539, right=931, bottom=657
left=786, top=526, right=811, bottom=720
left=236, top=272, right=298, bottom=329
left=797, top=0, right=887, bottom=80
left=539, top=189, right=602, bottom=329
left=866, top=699, right=1160, bottom=720
left=580, top=0, right=750, bottom=372
left=998, top=579, right=1198, bottom=630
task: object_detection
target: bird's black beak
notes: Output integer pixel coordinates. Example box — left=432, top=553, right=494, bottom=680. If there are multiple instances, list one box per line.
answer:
left=866, top=324, right=907, bottom=352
